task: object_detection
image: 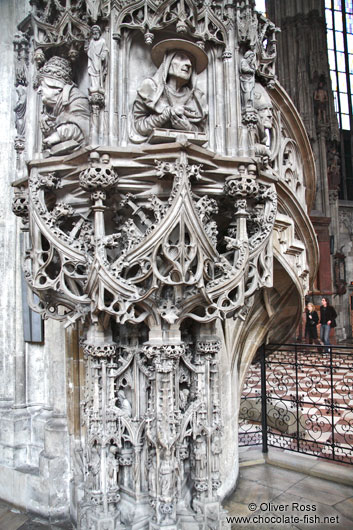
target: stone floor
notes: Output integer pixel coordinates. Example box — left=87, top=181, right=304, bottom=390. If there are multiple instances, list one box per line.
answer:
left=0, top=504, right=74, bottom=530
left=1, top=449, right=353, bottom=529
left=224, top=447, right=353, bottom=529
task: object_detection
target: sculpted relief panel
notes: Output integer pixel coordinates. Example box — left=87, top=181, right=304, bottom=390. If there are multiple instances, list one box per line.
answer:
left=38, top=57, right=90, bottom=156
left=11, top=1, right=314, bottom=529
left=131, top=40, right=208, bottom=143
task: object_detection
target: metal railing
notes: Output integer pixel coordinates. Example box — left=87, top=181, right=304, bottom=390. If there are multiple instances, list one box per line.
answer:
left=239, top=343, right=353, bottom=464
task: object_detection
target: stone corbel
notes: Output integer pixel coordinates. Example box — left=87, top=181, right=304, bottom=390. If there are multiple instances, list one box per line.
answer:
left=273, top=213, right=308, bottom=289
left=12, top=183, right=29, bottom=231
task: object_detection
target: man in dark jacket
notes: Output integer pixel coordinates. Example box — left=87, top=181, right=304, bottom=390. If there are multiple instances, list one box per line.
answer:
left=320, top=297, right=337, bottom=351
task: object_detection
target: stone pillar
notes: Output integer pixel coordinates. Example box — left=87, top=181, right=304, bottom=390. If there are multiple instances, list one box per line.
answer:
left=311, top=216, right=332, bottom=293
left=79, top=334, right=121, bottom=530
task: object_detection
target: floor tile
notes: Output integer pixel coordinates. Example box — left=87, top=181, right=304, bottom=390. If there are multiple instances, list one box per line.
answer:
left=224, top=501, right=254, bottom=517
left=333, top=496, right=353, bottom=522
left=284, top=475, right=353, bottom=506
left=224, top=477, right=282, bottom=507
left=0, top=511, right=28, bottom=530
left=239, top=463, right=306, bottom=491
left=17, top=523, right=51, bottom=530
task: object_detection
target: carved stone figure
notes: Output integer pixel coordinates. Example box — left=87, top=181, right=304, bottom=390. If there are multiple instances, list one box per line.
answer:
left=107, top=445, right=119, bottom=488
left=14, top=84, right=27, bottom=137
left=159, top=450, right=176, bottom=499
left=132, top=39, right=208, bottom=141
left=33, top=48, right=45, bottom=69
left=37, top=56, right=90, bottom=156
left=211, top=434, right=221, bottom=473
left=239, top=50, right=256, bottom=111
left=116, top=389, right=132, bottom=417
left=253, top=82, right=273, bottom=158
left=327, top=143, right=341, bottom=190
left=314, top=79, right=328, bottom=124
left=85, top=25, right=109, bottom=94
left=147, top=450, right=157, bottom=499
left=194, top=435, right=207, bottom=479
left=90, top=444, right=101, bottom=491
left=179, top=387, right=189, bottom=410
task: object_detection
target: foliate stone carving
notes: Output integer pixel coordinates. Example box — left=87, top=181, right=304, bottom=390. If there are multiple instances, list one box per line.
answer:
left=37, top=57, right=90, bottom=156
left=143, top=343, right=185, bottom=361
left=30, top=0, right=91, bottom=49
left=12, top=188, right=29, bottom=227
left=132, top=39, right=208, bottom=143
left=83, top=343, right=116, bottom=358
left=36, top=172, right=62, bottom=190
left=79, top=154, right=119, bottom=191
left=256, top=19, right=280, bottom=85
left=195, top=339, right=221, bottom=356
left=224, top=166, right=259, bottom=198
left=113, top=0, right=229, bottom=45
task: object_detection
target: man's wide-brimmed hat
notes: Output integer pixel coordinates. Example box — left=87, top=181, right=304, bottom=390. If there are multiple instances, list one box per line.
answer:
left=151, top=39, right=208, bottom=74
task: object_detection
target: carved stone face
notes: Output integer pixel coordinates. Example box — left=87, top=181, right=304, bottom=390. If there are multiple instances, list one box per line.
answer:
left=257, top=104, right=273, bottom=129
left=168, top=52, right=193, bottom=83
left=245, top=51, right=255, bottom=66
left=38, top=78, right=63, bottom=107
left=92, top=27, right=101, bottom=40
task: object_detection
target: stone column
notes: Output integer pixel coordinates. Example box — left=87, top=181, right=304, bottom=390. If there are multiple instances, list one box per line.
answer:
left=191, top=336, right=223, bottom=519
left=143, top=342, right=184, bottom=530
left=79, top=334, right=121, bottom=530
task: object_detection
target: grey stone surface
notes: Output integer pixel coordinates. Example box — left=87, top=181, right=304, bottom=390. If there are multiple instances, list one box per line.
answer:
left=224, top=461, right=353, bottom=530
left=284, top=475, right=353, bottom=506
left=0, top=511, right=28, bottom=530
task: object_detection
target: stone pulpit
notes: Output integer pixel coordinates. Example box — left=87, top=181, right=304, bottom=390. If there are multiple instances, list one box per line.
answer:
left=9, top=1, right=319, bottom=528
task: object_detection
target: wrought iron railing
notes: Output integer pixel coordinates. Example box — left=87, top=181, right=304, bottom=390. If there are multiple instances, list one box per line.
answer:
left=239, top=343, right=353, bottom=464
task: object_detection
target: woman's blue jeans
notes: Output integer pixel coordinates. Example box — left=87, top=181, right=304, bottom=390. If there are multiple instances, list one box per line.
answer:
left=320, top=324, right=331, bottom=346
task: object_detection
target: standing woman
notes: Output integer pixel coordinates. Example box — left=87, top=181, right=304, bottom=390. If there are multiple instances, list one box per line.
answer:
left=305, top=302, right=320, bottom=347
left=319, top=297, right=337, bottom=350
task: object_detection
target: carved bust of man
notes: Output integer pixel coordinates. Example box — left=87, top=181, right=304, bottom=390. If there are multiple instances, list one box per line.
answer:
left=253, top=82, right=273, bottom=158
left=132, top=39, right=208, bottom=141
left=38, top=56, right=90, bottom=156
